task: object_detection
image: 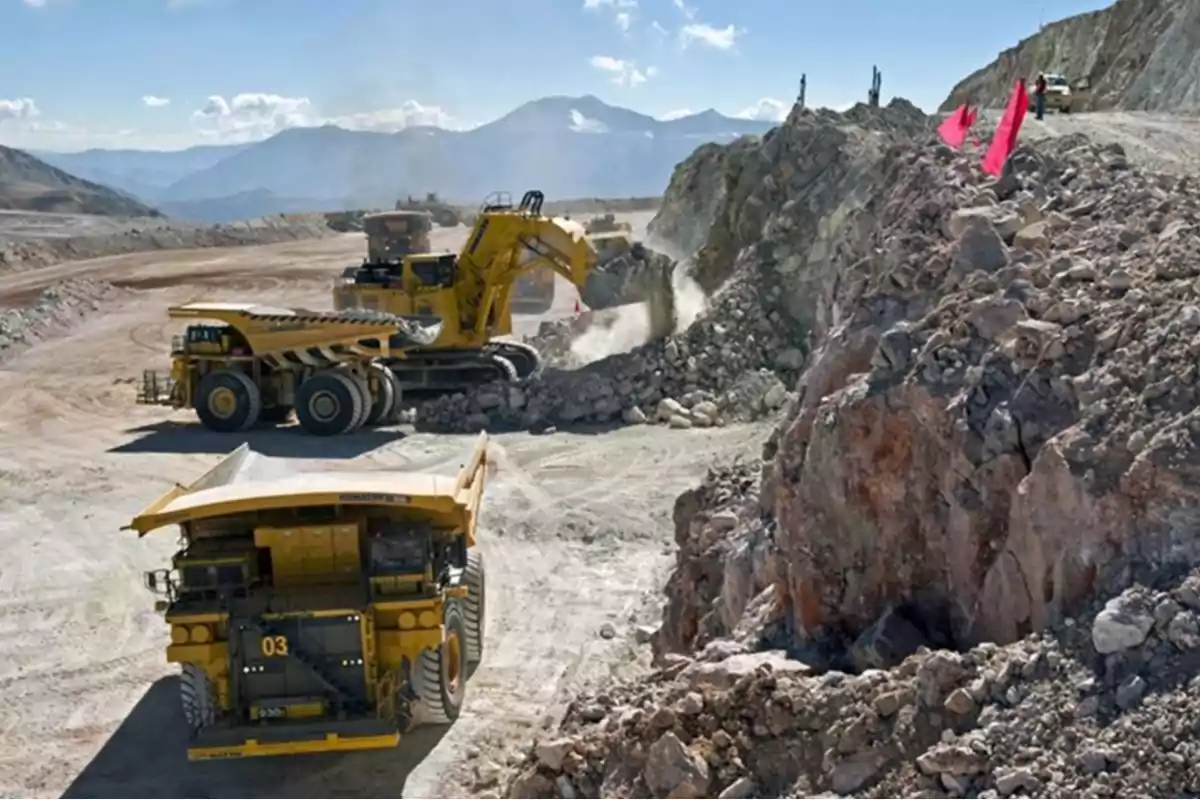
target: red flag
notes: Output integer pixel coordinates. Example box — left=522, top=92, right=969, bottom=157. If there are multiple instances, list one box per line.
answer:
left=937, top=103, right=972, bottom=148
left=981, top=79, right=1028, bottom=176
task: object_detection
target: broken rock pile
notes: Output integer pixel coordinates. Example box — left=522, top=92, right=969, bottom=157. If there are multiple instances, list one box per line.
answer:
left=504, top=571, right=1200, bottom=798
left=506, top=120, right=1200, bottom=797
left=0, top=278, right=130, bottom=360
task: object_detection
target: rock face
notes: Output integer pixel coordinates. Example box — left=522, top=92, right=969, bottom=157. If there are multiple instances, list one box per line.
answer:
left=502, top=570, right=1200, bottom=798
left=647, top=137, right=764, bottom=260
left=941, top=0, right=1200, bottom=113
left=643, top=117, right=1200, bottom=667
left=763, top=133, right=1200, bottom=654
left=653, top=100, right=931, bottom=296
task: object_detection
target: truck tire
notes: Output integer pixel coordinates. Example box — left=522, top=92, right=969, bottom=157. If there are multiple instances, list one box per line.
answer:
left=463, top=550, right=485, bottom=665
left=364, top=362, right=397, bottom=426
left=195, top=369, right=262, bottom=433
left=385, top=369, right=404, bottom=422
left=295, top=371, right=362, bottom=436
left=412, top=599, right=468, bottom=724
left=180, top=663, right=215, bottom=731
left=342, top=370, right=371, bottom=432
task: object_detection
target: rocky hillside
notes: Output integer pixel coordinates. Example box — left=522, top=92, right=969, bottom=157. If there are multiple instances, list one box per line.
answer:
left=940, top=0, right=1200, bottom=113
left=405, top=91, right=1200, bottom=797
left=0, top=145, right=160, bottom=217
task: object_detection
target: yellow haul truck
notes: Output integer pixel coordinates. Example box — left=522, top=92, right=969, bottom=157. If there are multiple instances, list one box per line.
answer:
left=137, top=302, right=441, bottom=436
left=124, top=432, right=489, bottom=760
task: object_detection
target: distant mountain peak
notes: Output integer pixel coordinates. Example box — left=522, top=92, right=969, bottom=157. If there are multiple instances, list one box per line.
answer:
left=27, top=94, right=779, bottom=222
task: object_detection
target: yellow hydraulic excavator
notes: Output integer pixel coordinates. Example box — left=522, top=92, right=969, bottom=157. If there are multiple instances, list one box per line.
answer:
left=333, top=189, right=676, bottom=394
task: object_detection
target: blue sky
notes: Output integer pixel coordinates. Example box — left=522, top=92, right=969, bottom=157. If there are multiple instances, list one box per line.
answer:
left=0, top=0, right=1111, bottom=152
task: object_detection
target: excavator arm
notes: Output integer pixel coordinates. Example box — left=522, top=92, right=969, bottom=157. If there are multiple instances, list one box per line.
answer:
left=454, top=190, right=625, bottom=339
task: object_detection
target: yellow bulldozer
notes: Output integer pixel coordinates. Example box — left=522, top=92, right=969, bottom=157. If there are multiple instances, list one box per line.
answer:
left=334, top=189, right=677, bottom=394
left=136, top=302, right=441, bottom=436
left=125, top=432, right=490, bottom=760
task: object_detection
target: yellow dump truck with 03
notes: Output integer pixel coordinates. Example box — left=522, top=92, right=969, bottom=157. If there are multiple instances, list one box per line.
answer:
left=124, top=432, right=490, bottom=760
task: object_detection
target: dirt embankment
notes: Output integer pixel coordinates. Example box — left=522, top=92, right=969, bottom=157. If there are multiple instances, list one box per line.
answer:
left=0, top=210, right=345, bottom=274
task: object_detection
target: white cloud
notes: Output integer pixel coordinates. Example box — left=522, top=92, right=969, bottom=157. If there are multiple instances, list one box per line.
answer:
left=0, top=98, right=40, bottom=121
left=191, top=92, right=317, bottom=141
left=658, top=108, right=694, bottom=121
left=4, top=92, right=455, bottom=150
left=588, top=56, right=656, bottom=88
left=735, top=98, right=790, bottom=122
left=189, top=93, right=461, bottom=142
left=679, top=22, right=740, bottom=50
left=650, top=19, right=669, bottom=35
left=142, top=95, right=171, bottom=108
left=569, top=110, right=608, bottom=133
left=583, top=0, right=638, bottom=34
left=326, top=100, right=460, bottom=132
left=21, top=0, right=48, bottom=7
left=671, top=0, right=696, bottom=19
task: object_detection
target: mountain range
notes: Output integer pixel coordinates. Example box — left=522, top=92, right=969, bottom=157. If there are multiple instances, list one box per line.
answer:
left=30, top=95, right=781, bottom=222
left=0, top=144, right=160, bottom=217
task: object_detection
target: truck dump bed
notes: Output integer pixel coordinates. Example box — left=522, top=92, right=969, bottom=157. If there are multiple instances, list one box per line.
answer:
left=166, top=301, right=444, bottom=356
left=125, top=431, right=489, bottom=542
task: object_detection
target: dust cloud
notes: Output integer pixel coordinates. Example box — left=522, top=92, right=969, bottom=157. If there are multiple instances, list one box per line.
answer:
left=569, top=234, right=709, bottom=365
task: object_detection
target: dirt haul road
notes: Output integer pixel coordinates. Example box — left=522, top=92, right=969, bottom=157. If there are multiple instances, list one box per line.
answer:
left=0, top=211, right=769, bottom=799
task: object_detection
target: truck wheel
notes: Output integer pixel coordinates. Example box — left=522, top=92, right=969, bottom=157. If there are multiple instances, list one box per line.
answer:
left=295, top=371, right=362, bottom=436
left=343, top=370, right=372, bottom=432
left=385, top=369, right=404, bottom=422
left=180, top=663, right=215, bottom=731
left=463, top=550, right=486, bottom=665
left=413, top=599, right=468, bottom=724
left=364, top=362, right=397, bottom=426
left=195, top=370, right=262, bottom=433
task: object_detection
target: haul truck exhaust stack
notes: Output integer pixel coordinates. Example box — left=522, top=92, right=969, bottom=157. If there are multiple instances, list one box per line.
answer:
left=124, top=433, right=489, bottom=760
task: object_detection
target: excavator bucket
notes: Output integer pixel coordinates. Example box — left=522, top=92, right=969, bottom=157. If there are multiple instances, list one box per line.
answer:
left=644, top=260, right=678, bottom=341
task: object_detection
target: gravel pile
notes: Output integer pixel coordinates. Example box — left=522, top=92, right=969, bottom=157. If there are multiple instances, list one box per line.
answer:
left=503, top=569, right=1200, bottom=798
left=0, top=278, right=131, bottom=360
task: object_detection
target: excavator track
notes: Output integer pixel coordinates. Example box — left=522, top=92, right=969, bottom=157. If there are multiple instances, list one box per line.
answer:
left=386, top=347, right=524, bottom=395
